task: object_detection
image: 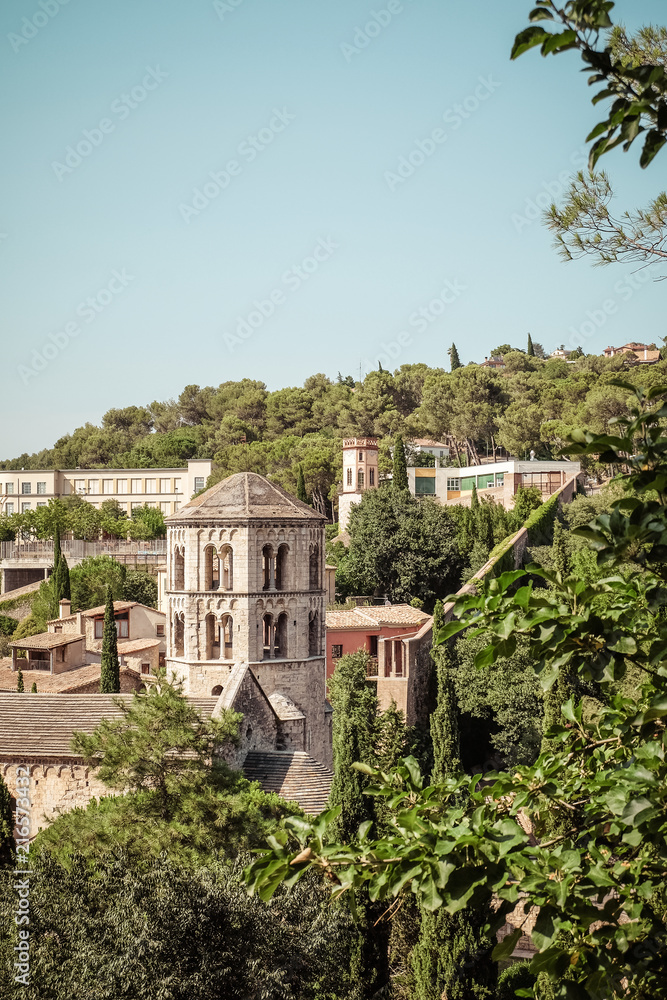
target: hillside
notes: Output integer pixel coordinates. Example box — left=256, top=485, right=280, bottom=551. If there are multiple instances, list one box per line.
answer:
left=3, top=352, right=663, bottom=505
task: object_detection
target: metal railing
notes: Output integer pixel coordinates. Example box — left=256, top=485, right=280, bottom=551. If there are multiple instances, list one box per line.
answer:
left=0, top=539, right=167, bottom=560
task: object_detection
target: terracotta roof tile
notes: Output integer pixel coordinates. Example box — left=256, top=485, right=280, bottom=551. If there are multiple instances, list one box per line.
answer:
left=117, top=638, right=160, bottom=654
left=9, top=632, right=85, bottom=650
left=326, top=604, right=430, bottom=630
left=166, top=472, right=323, bottom=523
left=243, top=750, right=332, bottom=814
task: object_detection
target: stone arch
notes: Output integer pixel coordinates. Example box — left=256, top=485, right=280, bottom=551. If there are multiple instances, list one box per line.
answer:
left=173, top=546, right=185, bottom=590
left=211, top=685, right=223, bottom=696
left=308, top=610, right=320, bottom=656
left=275, top=543, right=289, bottom=591
left=262, top=612, right=274, bottom=659
left=205, top=612, right=219, bottom=659
left=220, top=544, right=233, bottom=590
left=309, top=543, right=320, bottom=590
left=174, top=612, right=185, bottom=657
left=275, top=611, right=288, bottom=658
left=221, top=614, right=233, bottom=659
left=262, top=544, right=275, bottom=590
left=204, top=544, right=220, bottom=590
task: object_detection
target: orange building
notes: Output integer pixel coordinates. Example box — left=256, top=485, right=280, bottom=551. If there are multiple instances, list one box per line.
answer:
left=325, top=604, right=431, bottom=680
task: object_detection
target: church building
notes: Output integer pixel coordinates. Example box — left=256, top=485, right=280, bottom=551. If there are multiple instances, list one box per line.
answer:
left=164, top=472, right=332, bottom=768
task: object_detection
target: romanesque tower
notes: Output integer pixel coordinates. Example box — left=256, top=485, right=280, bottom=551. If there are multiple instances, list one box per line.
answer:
left=164, top=472, right=329, bottom=764
left=338, top=437, right=379, bottom=531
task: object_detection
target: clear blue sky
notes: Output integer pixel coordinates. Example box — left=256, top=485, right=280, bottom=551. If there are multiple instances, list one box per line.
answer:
left=1, top=0, right=664, bottom=459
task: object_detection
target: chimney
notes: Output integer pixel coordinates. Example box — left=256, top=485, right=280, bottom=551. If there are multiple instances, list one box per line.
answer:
left=59, top=598, right=71, bottom=618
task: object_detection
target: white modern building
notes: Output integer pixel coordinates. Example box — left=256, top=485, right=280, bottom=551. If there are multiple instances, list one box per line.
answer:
left=408, top=459, right=582, bottom=506
left=0, top=459, right=212, bottom=518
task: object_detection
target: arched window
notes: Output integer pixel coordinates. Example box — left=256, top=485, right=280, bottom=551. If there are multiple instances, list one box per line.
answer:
left=173, top=547, right=185, bottom=590
left=275, top=612, right=288, bottom=658
left=211, top=685, right=223, bottom=696
left=174, top=614, right=184, bottom=657
left=357, top=470, right=365, bottom=488
left=221, top=614, right=233, bottom=658
left=309, top=544, right=319, bottom=590
left=220, top=545, right=233, bottom=590
left=262, top=613, right=274, bottom=659
left=204, top=545, right=219, bottom=591
left=275, top=544, right=289, bottom=591
left=346, top=468, right=352, bottom=486
left=262, top=544, right=274, bottom=591
left=205, top=613, right=219, bottom=659
left=308, top=610, right=319, bottom=656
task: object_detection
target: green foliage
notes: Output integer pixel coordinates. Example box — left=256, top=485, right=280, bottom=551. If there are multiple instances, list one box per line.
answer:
left=527, top=333, right=535, bottom=357
left=71, top=555, right=126, bottom=611
left=0, top=614, right=17, bottom=636
left=523, top=489, right=560, bottom=546
left=31, top=682, right=37, bottom=693
left=497, top=962, right=537, bottom=999
left=122, top=571, right=158, bottom=608
left=16, top=666, right=23, bottom=692
left=0, top=773, right=14, bottom=868
left=511, top=485, right=544, bottom=524
left=448, top=343, right=462, bottom=371
left=338, top=485, right=462, bottom=609
left=11, top=615, right=43, bottom=643
left=296, top=464, right=308, bottom=503
left=393, top=434, right=409, bottom=491
left=127, top=503, right=166, bottom=540
left=99, top=586, right=120, bottom=694
left=51, top=553, right=71, bottom=618
left=72, top=671, right=240, bottom=819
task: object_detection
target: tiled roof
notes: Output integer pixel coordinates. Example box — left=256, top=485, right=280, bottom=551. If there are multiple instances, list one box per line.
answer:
left=9, top=632, right=85, bottom=650
left=48, top=601, right=139, bottom=625
left=0, top=663, right=102, bottom=694
left=268, top=692, right=305, bottom=721
left=326, top=604, right=431, bottom=630
left=0, top=693, right=219, bottom=757
left=243, top=750, right=333, bottom=815
left=166, top=472, right=322, bottom=523
left=117, top=638, right=160, bottom=654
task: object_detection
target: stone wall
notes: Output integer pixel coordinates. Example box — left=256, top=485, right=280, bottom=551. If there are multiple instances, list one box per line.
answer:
left=1, top=760, right=116, bottom=836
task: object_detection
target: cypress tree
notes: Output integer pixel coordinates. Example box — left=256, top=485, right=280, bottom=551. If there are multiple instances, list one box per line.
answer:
left=552, top=521, right=569, bottom=578
left=296, top=465, right=308, bottom=504
left=393, top=436, right=409, bottom=492
left=53, top=524, right=62, bottom=575
left=0, top=771, right=14, bottom=867
left=470, top=483, right=479, bottom=512
left=411, top=605, right=497, bottom=1000
left=17, top=667, right=24, bottom=693
left=100, top=586, right=120, bottom=694
left=52, top=553, right=71, bottom=619
left=527, top=333, right=535, bottom=356
left=31, top=682, right=37, bottom=693
left=448, top=343, right=463, bottom=371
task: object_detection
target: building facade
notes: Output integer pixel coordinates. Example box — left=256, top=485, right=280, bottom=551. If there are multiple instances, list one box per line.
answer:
left=0, top=459, right=212, bottom=519
left=325, top=604, right=431, bottom=680
left=164, top=472, right=331, bottom=767
left=338, top=437, right=379, bottom=531
left=409, top=459, right=582, bottom=506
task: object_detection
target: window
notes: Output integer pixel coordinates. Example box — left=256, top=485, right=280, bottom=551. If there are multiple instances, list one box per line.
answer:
left=369, top=469, right=375, bottom=486
left=117, top=479, right=128, bottom=494
left=36, top=482, right=46, bottom=495
left=54, top=625, right=62, bottom=634
left=5, top=502, right=14, bottom=514
left=88, top=479, right=99, bottom=494
left=173, top=478, right=181, bottom=493
left=160, top=502, right=170, bottom=514
left=102, top=479, right=113, bottom=493
left=159, top=478, right=170, bottom=493
left=447, top=478, right=461, bottom=491
left=331, top=644, right=343, bottom=659
left=155, top=624, right=165, bottom=637
left=173, top=501, right=180, bottom=512
left=94, top=620, right=103, bottom=639
left=56, top=646, right=66, bottom=663
left=145, top=479, right=156, bottom=493
left=5, top=483, right=14, bottom=494
left=346, top=468, right=352, bottom=486
left=36, top=502, right=47, bottom=508
left=141, top=663, right=150, bottom=675
left=369, top=634, right=378, bottom=656
left=131, top=479, right=142, bottom=494
left=21, top=482, right=31, bottom=494
left=21, top=502, right=30, bottom=512
left=415, top=476, right=436, bottom=496
left=194, top=476, right=205, bottom=492
left=358, top=451, right=363, bottom=461
left=117, top=618, right=129, bottom=638
left=74, top=479, right=85, bottom=493
left=439, top=451, right=444, bottom=457
left=357, top=471, right=364, bottom=488
left=495, top=473, right=504, bottom=486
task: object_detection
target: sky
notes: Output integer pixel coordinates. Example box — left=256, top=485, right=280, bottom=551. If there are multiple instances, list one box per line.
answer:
left=1, top=0, right=665, bottom=459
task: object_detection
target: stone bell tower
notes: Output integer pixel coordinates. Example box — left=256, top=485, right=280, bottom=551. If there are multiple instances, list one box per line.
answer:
left=164, top=472, right=329, bottom=765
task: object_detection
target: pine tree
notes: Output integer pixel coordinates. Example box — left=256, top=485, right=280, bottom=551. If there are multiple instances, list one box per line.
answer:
left=448, top=343, right=463, bottom=371
left=393, top=435, right=409, bottom=492
left=100, top=586, right=120, bottom=694
left=296, top=465, right=308, bottom=504
left=527, top=333, right=535, bottom=356
left=17, top=667, right=24, bottom=693
left=31, top=682, right=37, bottom=693
left=411, top=606, right=497, bottom=1000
